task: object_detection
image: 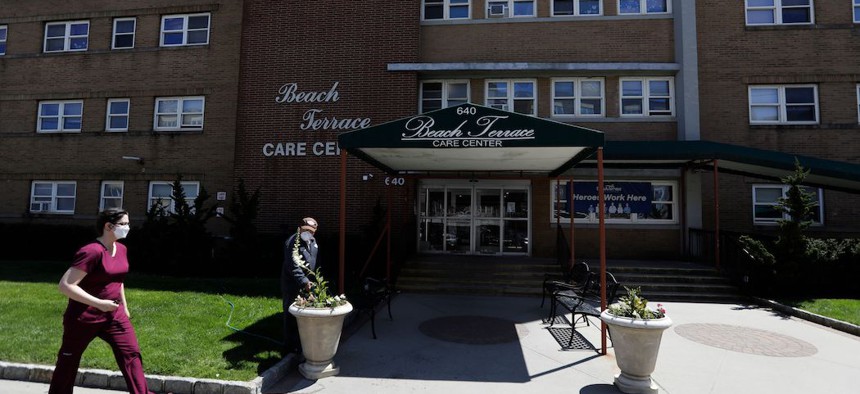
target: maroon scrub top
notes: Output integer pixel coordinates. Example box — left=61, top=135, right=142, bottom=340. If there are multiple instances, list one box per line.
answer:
left=63, top=241, right=129, bottom=323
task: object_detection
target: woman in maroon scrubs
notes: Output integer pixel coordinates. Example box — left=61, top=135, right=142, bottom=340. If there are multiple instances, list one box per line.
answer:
left=49, top=209, right=158, bottom=394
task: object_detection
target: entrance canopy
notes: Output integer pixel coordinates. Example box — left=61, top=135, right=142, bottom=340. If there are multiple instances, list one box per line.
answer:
left=338, top=104, right=604, bottom=176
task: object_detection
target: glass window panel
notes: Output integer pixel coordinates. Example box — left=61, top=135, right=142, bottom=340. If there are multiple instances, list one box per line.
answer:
left=0, top=28, right=7, bottom=40
left=158, top=115, right=178, bottom=127
left=182, top=99, right=204, bottom=113
left=786, top=105, right=815, bottom=121
left=45, top=39, right=65, bottom=51
left=488, top=83, right=507, bottom=97
left=448, top=99, right=467, bottom=107
left=114, top=35, right=133, bottom=48
left=448, top=189, right=471, bottom=217
left=420, top=219, right=444, bottom=251
left=581, top=0, right=600, bottom=14
left=782, top=8, right=810, bottom=23
left=554, top=0, right=574, bottom=15
left=163, top=32, right=183, bottom=45
left=646, top=0, right=667, bottom=12
left=580, top=98, right=601, bottom=114
left=428, top=189, right=445, bottom=216
left=46, top=25, right=66, bottom=37
left=653, top=185, right=672, bottom=201
left=513, top=82, right=533, bottom=98
left=422, top=83, right=442, bottom=98
left=69, top=37, right=87, bottom=49
left=424, top=5, right=443, bottom=19
left=41, top=103, right=60, bottom=116
left=188, top=16, right=210, bottom=29
left=182, top=114, right=204, bottom=126
left=446, top=220, right=470, bottom=253
left=152, top=184, right=172, bottom=197
left=184, top=183, right=199, bottom=197
left=503, top=220, right=528, bottom=252
left=751, top=106, right=779, bottom=121
left=855, top=7, right=860, bottom=23
left=109, top=101, right=129, bottom=114
left=103, top=199, right=122, bottom=209
left=69, top=23, right=88, bottom=35
left=187, top=30, right=208, bottom=44
left=40, top=118, right=59, bottom=130
left=64, top=103, right=82, bottom=115
left=63, top=117, right=81, bottom=130
left=423, top=100, right=442, bottom=112
left=104, top=184, right=122, bottom=196
left=158, top=100, right=178, bottom=113
left=163, top=18, right=184, bottom=31
left=56, top=184, right=76, bottom=196
left=649, top=80, right=670, bottom=96
left=554, top=82, right=575, bottom=97
left=34, top=183, right=52, bottom=195
left=755, top=188, right=782, bottom=203
left=622, top=99, right=643, bottom=114
left=450, top=6, right=469, bottom=18
left=56, top=198, right=75, bottom=211
left=650, top=203, right=672, bottom=219
left=754, top=205, right=782, bottom=220
left=503, top=190, right=528, bottom=218
left=747, top=10, right=775, bottom=23
left=110, top=117, right=128, bottom=129
left=115, top=20, right=135, bottom=33
left=448, top=83, right=468, bottom=99
left=554, top=99, right=575, bottom=115
left=581, top=81, right=601, bottom=96
left=750, top=88, right=778, bottom=104
left=649, top=98, right=670, bottom=112
left=785, top=87, right=814, bottom=103
left=513, top=100, right=534, bottom=114
left=477, top=220, right=500, bottom=253
left=748, top=0, right=774, bottom=5
left=782, top=0, right=809, bottom=5
left=622, top=81, right=643, bottom=96
left=513, top=1, right=534, bottom=16
left=0, top=43, right=6, bottom=54
left=476, top=189, right=501, bottom=218
left=619, top=0, right=640, bottom=13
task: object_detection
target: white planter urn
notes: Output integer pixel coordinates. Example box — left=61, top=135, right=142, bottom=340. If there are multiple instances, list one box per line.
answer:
left=288, top=302, right=353, bottom=379
left=600, top=310, right=673, bottom=394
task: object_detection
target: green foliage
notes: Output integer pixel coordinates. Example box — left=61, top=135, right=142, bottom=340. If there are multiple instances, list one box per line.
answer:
left=772, top=160, right=818, bottom=289
left=607, top=286, right=666, bottom=320
left=219, top=179, right=263, bottom=270
left=290, top=229, right=348, bottom=308
left=737, top=235, right=775, bottom=266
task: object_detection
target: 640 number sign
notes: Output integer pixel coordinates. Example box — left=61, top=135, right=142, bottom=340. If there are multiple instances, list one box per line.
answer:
left=384, top=177, right=405, bottom=186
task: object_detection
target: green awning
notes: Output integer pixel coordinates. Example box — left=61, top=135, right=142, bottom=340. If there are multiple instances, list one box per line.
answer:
left=595, top=140, right=860, bottom=193
left=338, top=104, right=605, bottom=177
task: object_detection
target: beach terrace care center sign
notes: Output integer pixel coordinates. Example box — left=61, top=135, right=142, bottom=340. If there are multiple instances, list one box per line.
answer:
left=400, top=105, right=536, bottom=148
left=263, top=81, right=372, bottom=157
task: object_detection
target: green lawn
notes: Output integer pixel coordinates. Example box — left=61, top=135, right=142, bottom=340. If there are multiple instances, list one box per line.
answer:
left=779, top=298, right=860, bottom=326
left=0, top=260, right=284, bottom=381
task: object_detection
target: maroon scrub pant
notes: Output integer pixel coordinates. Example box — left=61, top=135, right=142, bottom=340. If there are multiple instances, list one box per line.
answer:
left=49, top=313, right=153, bottom=394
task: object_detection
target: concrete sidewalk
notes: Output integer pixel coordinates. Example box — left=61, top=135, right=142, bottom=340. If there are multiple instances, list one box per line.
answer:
left=265, top=293, right=860, bottom=394
left=3, top=293, right=859, bottom=393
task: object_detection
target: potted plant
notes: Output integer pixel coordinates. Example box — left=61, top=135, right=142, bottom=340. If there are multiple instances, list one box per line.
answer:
left=599, top=287, right=672, bottom=394
left=288, top=230, right=352, bottom=380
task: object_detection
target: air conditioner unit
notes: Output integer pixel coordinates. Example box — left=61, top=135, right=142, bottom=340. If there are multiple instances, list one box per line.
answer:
left=498, top=104, right=509, bottom=111
left=31, top=202, right=51, bottom=212
left=488, top=3, right=508, bottom=17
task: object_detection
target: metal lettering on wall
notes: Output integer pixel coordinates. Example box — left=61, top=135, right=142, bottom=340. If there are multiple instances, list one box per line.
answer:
left=263, top=82, right=371, bottom=157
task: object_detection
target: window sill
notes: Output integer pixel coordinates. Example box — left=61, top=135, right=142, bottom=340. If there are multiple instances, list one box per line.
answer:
left=152, top=129, right=204, bottom=134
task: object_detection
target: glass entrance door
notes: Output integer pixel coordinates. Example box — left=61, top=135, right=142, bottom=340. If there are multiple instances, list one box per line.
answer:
left=417, top=181, right=530, bottom=255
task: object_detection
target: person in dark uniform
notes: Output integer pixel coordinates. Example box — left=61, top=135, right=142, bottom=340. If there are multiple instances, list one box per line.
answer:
left=281, top=217, right=319, bottom=354
left=49, top=209, right=159, bottom=394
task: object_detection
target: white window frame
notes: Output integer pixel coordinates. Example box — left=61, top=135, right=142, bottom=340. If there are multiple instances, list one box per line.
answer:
left=855, top=0, right=860, bottom=23
left=100, top=181, right=124, bottom=211
left=148, top=181, right=200, bottom=214
left=618, top=0, right=671, bottom=15
left=43, top=20, right=89, bottom=53
left=153, top=96, right=205, bottom=131
left=422, top=0, right=471, bottom=20
left=106, top=99, right=130, bottom=132
left=30, top=181, right=76, bottom=214
left=486, top=0, right=535, bottom=18
left=420, top=80, right=470, bottom=112
left=745, top=0, right=814, bottom=26
left=551, top=0, right=603, bottom=16
left=752, top=184, right=824, bottom=225
left=160, top=13, right=210, bottom=47
left=0, top=25, right=7, bottom=56
left=549, top=180, right=679, bottom=224
left=112, top=17, right=136, bottom=50
left=485, top=79, right=537, bottom=115
left=619, top=77, right=674, bottom=117
left=748, top=85, right=818, bottom=125
left=551, top=77, right=605, bottom=117
left=857, top=85, right=860, bottom=123
left=37, top=100, right=83, bottom=133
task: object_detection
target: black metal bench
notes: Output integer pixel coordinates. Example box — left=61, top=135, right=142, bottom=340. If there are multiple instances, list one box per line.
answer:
left=352, top=277, right=393, bottom=339
left=541, top=261, right=590, bottom=309
left=548, top=271, right=621, bottom=349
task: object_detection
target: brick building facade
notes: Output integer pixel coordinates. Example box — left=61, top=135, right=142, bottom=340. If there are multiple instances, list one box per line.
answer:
left=1, top=1, right=858, bottom=262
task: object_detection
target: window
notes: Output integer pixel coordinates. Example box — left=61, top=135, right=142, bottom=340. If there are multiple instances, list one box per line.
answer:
left=746, top=0, right=813, bottom=25
left=100, top=181, right=124, bottom=210
left=855, top=0, right=860, bottom=23
left=552, top=78, right=604, bottom=117
left=748, top=85, right=817, bottom=124
left=486, top=80, right=536, bottom=115
left=44, top=21, right=89, bottom=52
left=149, top=181, right=199, bottom=213
left=618, top=0, right=670, bottom=14
left=753, top=184, right=823, bottom=224
left=487, top=0, right=535, bottom=17
left=552, top=0, right=602, bottom=15
left=30, top=181, right=76, bottom=214
left=420, top=80, right=470, bottom=112
left=423, top=0, right=470, bottom=20
left=154, top=97, right=204, bottom=131
left=160, top=13, right=210, bottom=46
left=112, top=18, right=136, bottom=49
left=106, top=99, right=130, bottom=132
left=857, top=85, right=860, bottom=123
left=550, top=181, right=678, bottom=224
left=0, top=25, right=7, bottom=55
left=38, top=100, right=83, bottom=132
left=620, top=78, right=673, bottom=116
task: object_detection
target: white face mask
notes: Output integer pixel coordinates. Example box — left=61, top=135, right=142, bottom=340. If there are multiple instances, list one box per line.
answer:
left=113, top=224, right=130, bottom=239
left=300, top=231, right=314, bottom=242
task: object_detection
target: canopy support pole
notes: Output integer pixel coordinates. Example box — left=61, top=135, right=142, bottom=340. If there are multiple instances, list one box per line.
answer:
left=598, top=147, right=607, bottom=355
left=713, top=159, right=720, bottom=271
left=339, top=150, right=347, bottom=294
left=568, top=176, right=574, bottom=270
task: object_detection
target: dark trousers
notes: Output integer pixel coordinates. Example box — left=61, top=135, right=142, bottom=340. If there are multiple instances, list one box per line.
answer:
left=49, top=313, right=153, bottom=394
left=282, top=294, right=301, bottom=354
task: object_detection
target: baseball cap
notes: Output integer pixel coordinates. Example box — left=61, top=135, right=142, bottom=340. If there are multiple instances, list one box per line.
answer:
left=300, top=217, right=318, bottom=232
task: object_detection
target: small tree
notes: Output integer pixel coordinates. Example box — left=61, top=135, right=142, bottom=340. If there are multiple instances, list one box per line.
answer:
left=772, top=160, right=818, bottom=291
left=220, top=178, right=263, bottom=271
